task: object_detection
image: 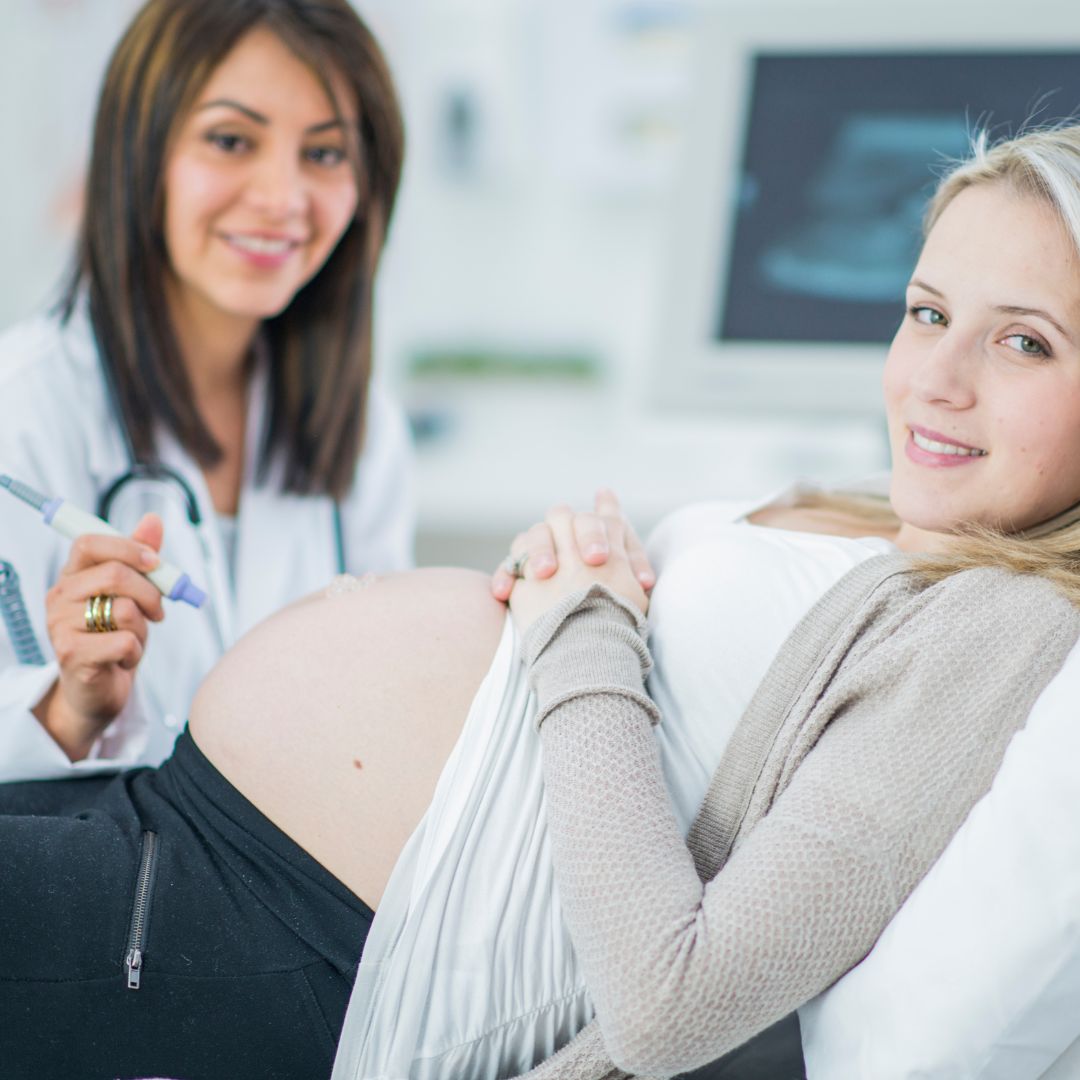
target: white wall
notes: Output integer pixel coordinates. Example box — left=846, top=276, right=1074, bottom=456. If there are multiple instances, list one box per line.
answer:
left=1, top=0, right=143, bottom=321
left=369, top=0, right=890, bottom=565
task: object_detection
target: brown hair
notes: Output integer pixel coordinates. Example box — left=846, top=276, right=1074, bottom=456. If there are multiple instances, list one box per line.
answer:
left=60, top=0, right=405, bottom=498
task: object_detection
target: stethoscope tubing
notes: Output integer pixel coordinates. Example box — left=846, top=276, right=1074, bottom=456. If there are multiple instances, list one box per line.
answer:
left=97, top=463, right=203, bottom=527
left=96, top=461, right=345, bottom=664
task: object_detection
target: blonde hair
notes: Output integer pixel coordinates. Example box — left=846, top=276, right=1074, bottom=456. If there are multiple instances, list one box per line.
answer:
left=924, top=125, right=1080, bottom=251
left=799, top=491, right=1080, bottom=607
left=827, top=124, right=1080, bottom=605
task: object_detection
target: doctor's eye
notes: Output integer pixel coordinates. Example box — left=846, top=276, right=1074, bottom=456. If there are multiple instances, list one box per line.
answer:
left=909, top=305, right=947, bottom=327
left=303, top=145, right=347, bottom=168
left=206, top=132, right=250, bottom=154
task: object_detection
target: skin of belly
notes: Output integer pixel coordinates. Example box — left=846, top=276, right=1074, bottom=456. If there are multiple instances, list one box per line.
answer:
left=189, top=568, right=507, bottom=908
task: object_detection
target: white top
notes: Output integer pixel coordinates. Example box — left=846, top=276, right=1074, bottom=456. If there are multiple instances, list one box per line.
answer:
left=332, top=499, right=893, bottom=1079
left=216, top=513, right=239, bottom=595
left=0, top=307, right=416, bottom=782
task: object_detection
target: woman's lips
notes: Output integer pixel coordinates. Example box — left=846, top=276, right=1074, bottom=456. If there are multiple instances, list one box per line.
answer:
left=221, top=232, right=303, bottom=269
left=906, top=425, right=988, bottom=468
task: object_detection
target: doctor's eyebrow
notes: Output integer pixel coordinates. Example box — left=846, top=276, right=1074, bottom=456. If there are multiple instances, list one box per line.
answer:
left=908, top=278, right=1076, bottom=344
left=194, top=99, right=346, bottom=134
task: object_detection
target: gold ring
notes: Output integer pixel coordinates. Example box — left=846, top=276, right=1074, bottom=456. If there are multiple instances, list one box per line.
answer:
left=85, top=595, right=117, bottom=633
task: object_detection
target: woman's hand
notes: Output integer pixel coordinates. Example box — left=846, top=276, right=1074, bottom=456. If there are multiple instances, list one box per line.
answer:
left=505, top=491, right=651, bottom=636
left=33, top=513, right=166, bottom=760
left=492, top=488, right=656, bottom=603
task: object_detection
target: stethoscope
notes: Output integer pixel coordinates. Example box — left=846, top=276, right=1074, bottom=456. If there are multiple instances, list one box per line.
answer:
left=96, top=461, right=346, bottom=661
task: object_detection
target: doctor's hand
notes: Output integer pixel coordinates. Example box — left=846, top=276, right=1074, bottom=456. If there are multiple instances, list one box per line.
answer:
left=33, top=513, right=166, bottom=762
left=491, top=488, right=655, bottom=603
left=506, top=492, right=650, bottom=637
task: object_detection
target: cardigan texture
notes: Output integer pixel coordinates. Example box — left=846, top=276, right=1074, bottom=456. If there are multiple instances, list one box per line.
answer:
left=516, top=555, right=1080, bottom=1079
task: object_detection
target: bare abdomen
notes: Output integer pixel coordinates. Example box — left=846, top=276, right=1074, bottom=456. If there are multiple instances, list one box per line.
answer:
left=189, top=568, right=507, bottom=908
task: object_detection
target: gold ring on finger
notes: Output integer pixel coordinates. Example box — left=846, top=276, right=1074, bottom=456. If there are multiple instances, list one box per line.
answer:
left=86, top=594, right=115, bottom=633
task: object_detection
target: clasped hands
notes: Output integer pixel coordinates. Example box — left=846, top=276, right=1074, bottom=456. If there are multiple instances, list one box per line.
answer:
left=491, top=489, right=656, bottom=632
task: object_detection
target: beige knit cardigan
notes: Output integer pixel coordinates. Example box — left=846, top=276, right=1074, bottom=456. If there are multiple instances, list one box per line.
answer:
left=516, top=556, right=1080, bottom=1080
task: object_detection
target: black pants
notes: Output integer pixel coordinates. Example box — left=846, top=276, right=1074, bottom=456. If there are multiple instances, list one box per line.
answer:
left=0, top=730, right=374, bottom=1080
left=0, top=731, right=805, bottom=1080
left=676, top=1013, right=807, bottom=1080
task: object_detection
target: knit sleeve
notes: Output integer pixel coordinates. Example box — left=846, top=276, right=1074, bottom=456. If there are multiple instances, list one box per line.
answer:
left=527, top=570, right=1078, bottom=1078
left=521, top=584, right=659, bottom=732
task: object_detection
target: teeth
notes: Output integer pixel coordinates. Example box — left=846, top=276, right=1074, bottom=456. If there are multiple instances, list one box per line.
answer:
left=912, top=431, right=986, bottom=457
left=228, top=235, right=293, bottom=255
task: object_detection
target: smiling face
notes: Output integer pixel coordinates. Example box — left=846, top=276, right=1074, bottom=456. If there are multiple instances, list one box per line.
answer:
left=162, top=26, right=361, bottom=343
left=884, top=182, right=1080, bottom=551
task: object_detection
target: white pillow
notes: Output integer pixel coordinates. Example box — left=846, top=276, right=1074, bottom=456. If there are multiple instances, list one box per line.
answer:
left=800, top=637, right=1080, bottom=1079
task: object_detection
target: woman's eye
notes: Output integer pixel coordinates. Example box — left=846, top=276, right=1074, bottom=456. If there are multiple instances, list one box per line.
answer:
left=207, top=132, right=249, bottom=153
left=909, top=305, right=946, bottom=326
left=1002, top=333, right=1050, bottom=358
left=304, top=146, right=346, bottom=167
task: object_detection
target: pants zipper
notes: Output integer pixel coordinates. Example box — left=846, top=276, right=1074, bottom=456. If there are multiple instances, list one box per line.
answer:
left=125, top=830, right=159, bottom=990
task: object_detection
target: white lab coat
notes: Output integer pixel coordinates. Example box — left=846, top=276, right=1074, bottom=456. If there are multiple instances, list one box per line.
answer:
left=0, top=306, right=415, bottom=782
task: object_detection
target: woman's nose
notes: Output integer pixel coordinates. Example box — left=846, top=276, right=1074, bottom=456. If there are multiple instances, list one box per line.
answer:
left=910, top=334, right=978, bottom=410
left=245, top=149, right=307, bottom=218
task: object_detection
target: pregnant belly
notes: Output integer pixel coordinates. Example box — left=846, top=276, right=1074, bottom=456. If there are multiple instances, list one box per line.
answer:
left=189, top=567, right=506, bottom=907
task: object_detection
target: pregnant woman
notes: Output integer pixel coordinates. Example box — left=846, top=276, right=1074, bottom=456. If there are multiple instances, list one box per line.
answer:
left=3, top=125, right=1080, bottom=1080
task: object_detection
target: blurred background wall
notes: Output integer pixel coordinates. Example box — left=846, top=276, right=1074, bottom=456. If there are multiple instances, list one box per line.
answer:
left=4, top=0, right=1077, bottom=568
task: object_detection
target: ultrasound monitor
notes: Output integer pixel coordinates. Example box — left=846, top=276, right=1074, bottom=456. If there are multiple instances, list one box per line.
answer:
left=655, top=4, right=1080, bottom=417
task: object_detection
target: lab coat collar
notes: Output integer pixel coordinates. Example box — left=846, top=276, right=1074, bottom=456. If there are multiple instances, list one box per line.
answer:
left=46, top=297, right=124, bottom=484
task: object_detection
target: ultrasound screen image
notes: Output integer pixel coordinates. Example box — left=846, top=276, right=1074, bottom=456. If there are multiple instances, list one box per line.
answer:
left=719, top=53, right=1080, bottom=345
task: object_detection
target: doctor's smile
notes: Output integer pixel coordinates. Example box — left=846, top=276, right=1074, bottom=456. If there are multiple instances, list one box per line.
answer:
left=219, top=230, right=307, bottom=269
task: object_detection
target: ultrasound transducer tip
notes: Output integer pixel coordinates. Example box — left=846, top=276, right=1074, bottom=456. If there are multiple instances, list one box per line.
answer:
left=0, top=475, right=48, bottom=512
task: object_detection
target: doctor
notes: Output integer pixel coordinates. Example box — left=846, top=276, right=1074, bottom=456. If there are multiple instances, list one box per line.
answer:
left=0, top=0, right=414, bottom=782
